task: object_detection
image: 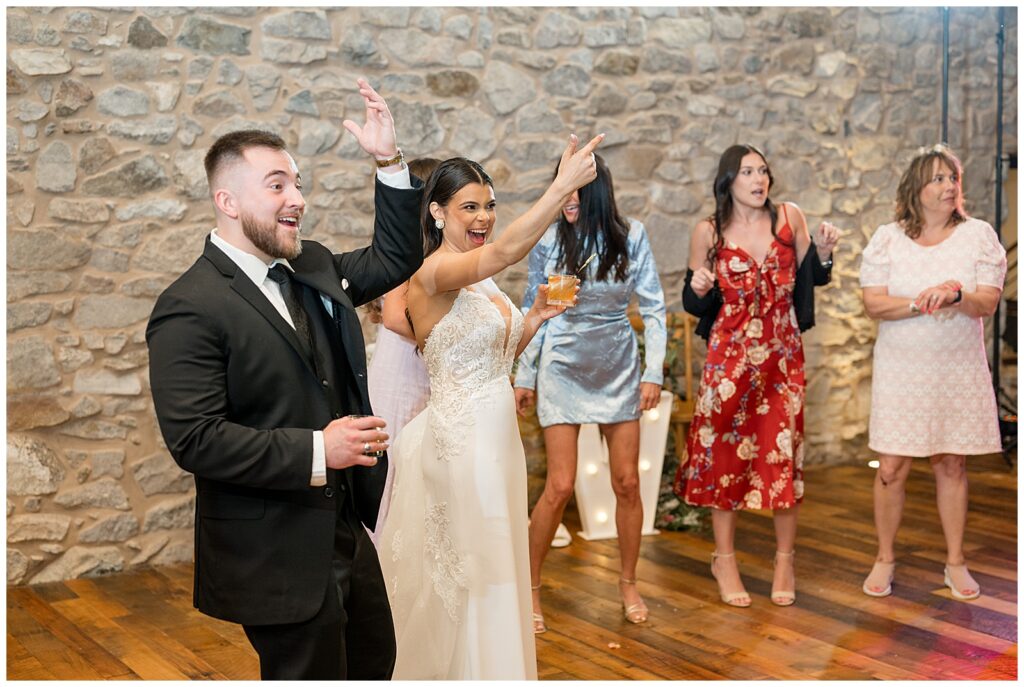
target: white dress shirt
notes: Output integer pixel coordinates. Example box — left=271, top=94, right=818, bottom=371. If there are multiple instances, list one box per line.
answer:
left=209, top=164, right=413, bottom=487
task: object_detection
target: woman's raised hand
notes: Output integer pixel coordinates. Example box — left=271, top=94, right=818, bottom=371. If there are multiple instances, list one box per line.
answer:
left=553, top=133, right=605, bottom=196
left=815, top=221, right=841, bottom=262
left=342, top=78, right=399, bottom=161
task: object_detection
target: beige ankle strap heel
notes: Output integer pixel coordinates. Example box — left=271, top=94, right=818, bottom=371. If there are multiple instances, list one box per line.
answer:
left=618, top=578, right=649, bottom=624
left=530, top=582, right=546, bottom=634
left=771, top=550, right=796, bottom=606
left=711, top=551, right=751, bottom=608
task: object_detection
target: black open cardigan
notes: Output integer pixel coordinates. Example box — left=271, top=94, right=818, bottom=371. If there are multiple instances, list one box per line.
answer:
left=682, top=242, right=833, bottom=340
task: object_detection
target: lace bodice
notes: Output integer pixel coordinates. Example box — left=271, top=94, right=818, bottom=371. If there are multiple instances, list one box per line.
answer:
left=422, top=287, right=524, bottom=462
left=424, top=288, right=523, bottom=396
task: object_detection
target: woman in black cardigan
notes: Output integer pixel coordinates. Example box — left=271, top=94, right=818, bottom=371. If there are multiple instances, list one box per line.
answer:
left=674, top=144, right=838, bottom=607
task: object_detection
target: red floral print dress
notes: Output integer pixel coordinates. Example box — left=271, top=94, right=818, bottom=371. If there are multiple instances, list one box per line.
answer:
left=675, top=216, right=805, bottom=511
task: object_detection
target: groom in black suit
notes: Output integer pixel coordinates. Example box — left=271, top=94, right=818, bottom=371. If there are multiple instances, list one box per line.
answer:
left=147, top=80, right=423, bottom=680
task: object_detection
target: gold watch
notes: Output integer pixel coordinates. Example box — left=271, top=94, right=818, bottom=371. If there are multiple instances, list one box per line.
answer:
left=375, top=149, right=403, bottom=168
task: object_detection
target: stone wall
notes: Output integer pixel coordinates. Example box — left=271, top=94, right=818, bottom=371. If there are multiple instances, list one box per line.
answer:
left=6, top=6, right=1017, bottom=584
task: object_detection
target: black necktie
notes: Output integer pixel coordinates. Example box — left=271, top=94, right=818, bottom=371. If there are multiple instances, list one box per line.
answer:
left=267, top=264, right=313, bottom=358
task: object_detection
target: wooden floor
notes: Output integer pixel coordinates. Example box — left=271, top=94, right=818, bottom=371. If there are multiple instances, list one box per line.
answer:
left=7, top=453, right=1017, bottom=680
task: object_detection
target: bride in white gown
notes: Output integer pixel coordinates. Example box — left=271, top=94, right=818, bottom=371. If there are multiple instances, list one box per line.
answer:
left=379, top=134, right=604, bottom=680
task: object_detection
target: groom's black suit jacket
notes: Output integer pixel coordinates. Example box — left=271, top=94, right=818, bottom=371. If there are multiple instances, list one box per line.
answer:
left=147, top=177, right=423, bottom=626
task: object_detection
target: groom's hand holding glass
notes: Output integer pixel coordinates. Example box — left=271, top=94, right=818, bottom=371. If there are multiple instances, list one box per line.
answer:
left=324, top=414, right=389, bottom=469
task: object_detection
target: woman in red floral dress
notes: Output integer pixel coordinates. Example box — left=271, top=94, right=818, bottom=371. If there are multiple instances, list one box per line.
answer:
left=675, top=144, right=839, bottom=607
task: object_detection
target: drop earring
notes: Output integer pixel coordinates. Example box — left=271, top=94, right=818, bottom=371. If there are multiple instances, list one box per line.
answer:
left=435, top=219, right=445, bottom=230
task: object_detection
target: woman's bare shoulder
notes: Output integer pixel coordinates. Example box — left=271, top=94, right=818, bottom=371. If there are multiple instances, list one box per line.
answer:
left=692, top=218, right=715, bottom=244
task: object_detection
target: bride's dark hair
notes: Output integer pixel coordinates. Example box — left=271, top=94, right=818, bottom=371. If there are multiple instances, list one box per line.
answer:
left=421, top=157, right=494, bottom=258
left=405, top=157, right=494, bottom=337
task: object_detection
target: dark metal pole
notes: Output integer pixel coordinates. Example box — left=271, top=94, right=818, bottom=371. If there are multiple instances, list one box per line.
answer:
left=942, top=7, right=950, bottom=143
left=993, top=8, right=1005, bottom=397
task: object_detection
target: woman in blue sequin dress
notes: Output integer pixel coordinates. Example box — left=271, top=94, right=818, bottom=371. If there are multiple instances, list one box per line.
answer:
left=514, top=155, right=666, bottom=632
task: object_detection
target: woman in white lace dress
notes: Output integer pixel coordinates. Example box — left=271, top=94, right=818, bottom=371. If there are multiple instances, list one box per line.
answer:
left=378, top=134, right=603, bottom=679
left=860, top=145, right=1006, bottom=601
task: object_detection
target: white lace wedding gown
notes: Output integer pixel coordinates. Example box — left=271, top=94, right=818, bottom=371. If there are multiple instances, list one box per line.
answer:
left=379, top=285, right=537, bottom=680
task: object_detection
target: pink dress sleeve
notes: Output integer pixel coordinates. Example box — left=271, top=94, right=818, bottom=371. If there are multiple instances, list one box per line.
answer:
left=859, top=224, right=893, bottom=288
left=973, top=220, right=1007, bottom=289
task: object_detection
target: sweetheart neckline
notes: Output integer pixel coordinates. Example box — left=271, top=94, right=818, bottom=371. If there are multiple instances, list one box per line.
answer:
left=724, top=219, right=793, bottom=269
left=421, top=287, right=517, bottom=359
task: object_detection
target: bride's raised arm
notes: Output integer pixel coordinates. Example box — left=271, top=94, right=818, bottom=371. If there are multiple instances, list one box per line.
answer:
left=414, top=133, right=604, bottom=296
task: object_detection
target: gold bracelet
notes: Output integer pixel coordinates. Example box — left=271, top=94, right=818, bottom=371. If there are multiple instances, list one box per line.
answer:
left=375, top=149, right=403, bottom=169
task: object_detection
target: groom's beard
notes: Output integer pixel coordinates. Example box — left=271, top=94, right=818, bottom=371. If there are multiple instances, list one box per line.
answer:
left=241, top=211, right=303, bottom=260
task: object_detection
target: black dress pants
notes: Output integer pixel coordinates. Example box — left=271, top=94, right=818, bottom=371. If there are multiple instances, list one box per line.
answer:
left=243, top=498, right=396, bottom=680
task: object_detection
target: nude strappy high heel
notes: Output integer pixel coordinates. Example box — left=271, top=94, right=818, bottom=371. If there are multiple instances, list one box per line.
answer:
left=771, top=550, right=796, bottom=606
left=531, top=583, right=547, bottom=634
left=711, top=551, right=751, bottom=607
left=618, top=578, right=649, bottom=624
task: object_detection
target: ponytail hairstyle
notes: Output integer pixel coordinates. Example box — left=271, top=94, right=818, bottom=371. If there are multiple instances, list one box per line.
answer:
left=551, top=153, right=630, bottom=283
left=707, top=144, right=784, bottom=265
left=420, top=157, right=493, bottom=258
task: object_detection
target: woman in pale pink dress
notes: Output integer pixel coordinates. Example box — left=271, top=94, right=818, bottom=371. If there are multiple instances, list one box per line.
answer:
left=859, top=145, right=1005, bottom=601
left=367, top=158, right=439, bottom=544
left=366, top=285, right=430, bottom=544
